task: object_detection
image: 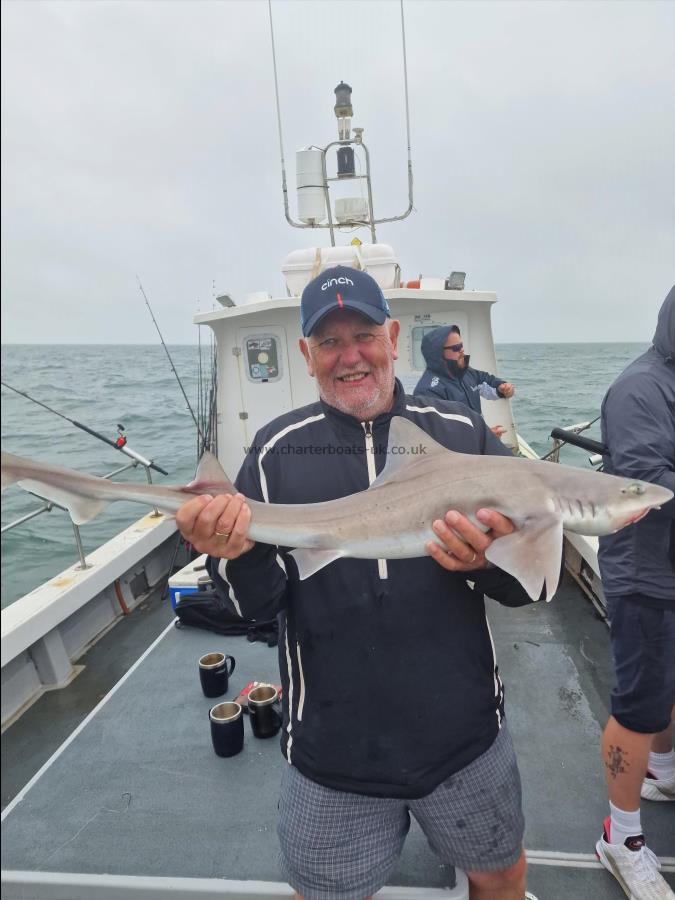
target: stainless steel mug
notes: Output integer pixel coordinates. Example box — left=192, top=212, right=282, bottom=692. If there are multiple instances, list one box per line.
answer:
left=199, top=652, right=235, bottom=698
left=248, top=684, right=282, bottom=739
left=209, top=702, right=244, bottom=757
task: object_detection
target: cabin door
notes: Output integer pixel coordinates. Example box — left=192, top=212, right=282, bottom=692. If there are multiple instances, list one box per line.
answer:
left=235, top=326, right=292, bottom=445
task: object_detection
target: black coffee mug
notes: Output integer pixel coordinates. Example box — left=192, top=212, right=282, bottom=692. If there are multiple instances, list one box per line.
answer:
left=248, top=684, right=282, bottom=739
left=199, top=652, right=235, bottom=698
left=209, top=702, right=244, bottom=757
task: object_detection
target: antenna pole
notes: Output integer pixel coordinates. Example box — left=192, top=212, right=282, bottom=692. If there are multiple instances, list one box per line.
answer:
left=400, top=0, right=414, bottom=215
left=267, top=0, right=414, bottom=232
left=268, top=0, right=293, bottom=227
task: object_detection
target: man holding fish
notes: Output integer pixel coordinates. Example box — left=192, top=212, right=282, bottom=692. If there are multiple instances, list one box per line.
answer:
left=177, top=266, right=539, bottom=900
left=4, top=267, right=671, bottom=898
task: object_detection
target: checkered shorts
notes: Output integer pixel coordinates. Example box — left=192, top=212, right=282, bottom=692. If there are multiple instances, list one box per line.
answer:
left=277, top=724, right=524, bottom=899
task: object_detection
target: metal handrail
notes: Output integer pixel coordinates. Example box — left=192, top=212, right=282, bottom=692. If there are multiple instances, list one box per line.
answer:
left=1, top=457, right=160, bottom=570
left=541, top=417, right=602, bottom=466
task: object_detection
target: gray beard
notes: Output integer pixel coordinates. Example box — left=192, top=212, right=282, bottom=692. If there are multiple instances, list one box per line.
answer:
left=321, top=370, right=396, bottom=422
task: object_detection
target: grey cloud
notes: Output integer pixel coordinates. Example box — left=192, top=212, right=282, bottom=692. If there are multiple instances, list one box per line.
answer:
left=1, top=0, right=674, bottom=344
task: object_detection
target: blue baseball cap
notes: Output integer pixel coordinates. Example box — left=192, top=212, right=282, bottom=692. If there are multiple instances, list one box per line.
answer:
left=300, top=266, right=391, bottom=337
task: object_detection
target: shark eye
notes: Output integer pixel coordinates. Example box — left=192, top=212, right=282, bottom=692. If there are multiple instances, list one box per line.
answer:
left=626, top=482, right=646, bottom=496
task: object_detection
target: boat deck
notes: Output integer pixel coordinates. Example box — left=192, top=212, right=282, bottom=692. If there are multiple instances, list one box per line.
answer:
left=2, top=573, right=674, bottom=898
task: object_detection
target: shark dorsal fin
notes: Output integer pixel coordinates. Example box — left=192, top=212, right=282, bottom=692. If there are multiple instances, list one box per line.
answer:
left=370, top=416, right=454, bottom=487
left=189, top=451, right=236, bottom=494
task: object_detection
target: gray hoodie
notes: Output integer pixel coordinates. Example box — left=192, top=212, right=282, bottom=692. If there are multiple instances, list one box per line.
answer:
left=597, top=286, right=675, bottom=605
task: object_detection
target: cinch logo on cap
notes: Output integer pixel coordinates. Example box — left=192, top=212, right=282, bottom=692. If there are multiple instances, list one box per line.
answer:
left=321, top=276, right=354, bottom=291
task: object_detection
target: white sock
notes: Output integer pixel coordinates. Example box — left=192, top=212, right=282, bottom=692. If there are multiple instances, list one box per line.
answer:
left=609, top=802, right=643, bottom=846
left=647, top=750, right=675, bottom=780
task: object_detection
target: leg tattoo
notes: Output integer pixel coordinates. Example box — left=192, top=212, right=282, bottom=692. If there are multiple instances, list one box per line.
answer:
left=606, top=744, right=630, bottom=780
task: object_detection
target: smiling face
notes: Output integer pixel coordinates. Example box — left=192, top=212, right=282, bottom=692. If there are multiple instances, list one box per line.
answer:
left=300, top=309, right=401, bottom=421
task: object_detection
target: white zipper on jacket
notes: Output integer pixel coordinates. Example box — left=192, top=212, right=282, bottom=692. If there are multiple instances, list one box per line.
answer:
left=363, top=421, right=388, bottom=580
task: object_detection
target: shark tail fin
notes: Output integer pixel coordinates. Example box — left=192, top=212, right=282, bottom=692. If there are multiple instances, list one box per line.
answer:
left=1, top=451, right=111, bottom=523
left=1, top=470, right=18, bottom=492
left=1, top=452, right=22, bottom=491
left=14, top=476, right=111, bottom=525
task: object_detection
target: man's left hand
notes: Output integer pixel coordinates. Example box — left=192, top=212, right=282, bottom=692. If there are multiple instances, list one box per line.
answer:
left=427, top=508, right=515, bottom=572
left=498, top=383, right=515, bottom=398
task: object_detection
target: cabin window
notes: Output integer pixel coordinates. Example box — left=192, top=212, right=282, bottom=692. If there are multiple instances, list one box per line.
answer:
left=410, top=326, right=440, bottom=371
left=244, top=335, right=282, bottom=383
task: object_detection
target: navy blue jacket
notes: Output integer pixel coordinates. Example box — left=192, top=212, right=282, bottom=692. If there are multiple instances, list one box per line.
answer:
left=207, top=381, right=533, bottom=798
left=414, top=325, right=506, bottom=414
left=598, top=287, right=675, bottom=606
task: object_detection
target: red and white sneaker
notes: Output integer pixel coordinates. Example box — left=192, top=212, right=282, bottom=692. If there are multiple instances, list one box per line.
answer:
left=596, top=817, right=674, bottom=899
left=641, top=771, right=675, bottom=802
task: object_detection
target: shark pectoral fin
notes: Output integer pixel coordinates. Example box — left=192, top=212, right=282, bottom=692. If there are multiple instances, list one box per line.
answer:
left=18, top=478, right=109, bottom=525
left=485, top=515, right=563, bottom=602
left=289, top=548, right=346, bottom=580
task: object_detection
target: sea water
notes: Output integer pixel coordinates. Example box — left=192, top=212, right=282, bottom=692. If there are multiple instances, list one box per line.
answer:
left=1, top=342, right=647, bottom=608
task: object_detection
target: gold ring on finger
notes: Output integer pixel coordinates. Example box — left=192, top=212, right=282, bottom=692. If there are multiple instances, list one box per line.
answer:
left=215, top=531, right=231, bottom=541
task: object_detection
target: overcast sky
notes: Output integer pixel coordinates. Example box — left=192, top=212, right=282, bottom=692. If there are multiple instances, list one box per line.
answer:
left=1, top=0, right=673, bottom=344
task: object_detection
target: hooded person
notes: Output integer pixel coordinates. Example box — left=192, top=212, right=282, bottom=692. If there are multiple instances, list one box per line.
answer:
left=594, top=286, right=675, bottom=900
left=414, top=325, right=515, bottom=433
left=598, top=286, right=675, bottom=600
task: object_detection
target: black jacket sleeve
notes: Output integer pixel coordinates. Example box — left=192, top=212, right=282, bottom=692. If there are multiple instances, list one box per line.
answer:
left=206, top=446, right=288, bottom=622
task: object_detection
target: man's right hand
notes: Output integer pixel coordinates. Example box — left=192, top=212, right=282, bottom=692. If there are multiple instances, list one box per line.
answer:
left=176, top=493, right=255, bottom=559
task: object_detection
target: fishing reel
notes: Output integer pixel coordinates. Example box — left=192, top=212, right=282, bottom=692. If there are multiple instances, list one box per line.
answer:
left=115, top=424, right=127, bottom=448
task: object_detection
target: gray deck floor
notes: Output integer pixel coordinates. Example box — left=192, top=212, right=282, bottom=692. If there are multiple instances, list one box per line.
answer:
left=2, top=574, right=674, bottom=898
left=1, top=586, right=177, bottom=810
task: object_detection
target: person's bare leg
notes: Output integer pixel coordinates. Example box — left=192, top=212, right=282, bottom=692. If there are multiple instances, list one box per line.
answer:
left=466, top=849, right=527, bottom=899
left=602, top=715, right=653, bottom=809
left=650, top=719, right=673, bottom=755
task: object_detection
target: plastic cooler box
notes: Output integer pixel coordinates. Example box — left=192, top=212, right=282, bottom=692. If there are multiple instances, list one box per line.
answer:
left=281, top=243, right=398, bottom=297
left=168, top=554, right=209, bottom=610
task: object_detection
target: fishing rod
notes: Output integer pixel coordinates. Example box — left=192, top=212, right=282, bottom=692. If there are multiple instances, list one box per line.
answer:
left=539, top=415, right=603, bottom=462
left=1, top=382, right=169, bottom=476
left=136, top=276, right=205, bottom=445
